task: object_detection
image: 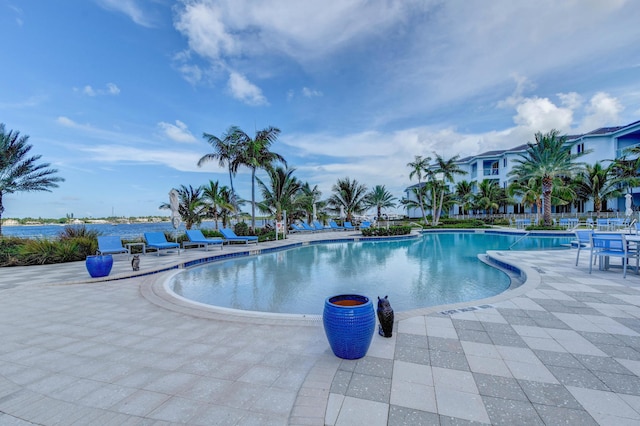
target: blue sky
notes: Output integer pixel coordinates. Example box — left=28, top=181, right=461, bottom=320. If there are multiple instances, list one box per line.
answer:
left=1, top=0, right=640, bottom=219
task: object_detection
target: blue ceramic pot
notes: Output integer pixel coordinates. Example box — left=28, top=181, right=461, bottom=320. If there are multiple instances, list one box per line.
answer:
left=85, top=255, right=113, bottom=278
left=323, top=294, right=375, bottom=359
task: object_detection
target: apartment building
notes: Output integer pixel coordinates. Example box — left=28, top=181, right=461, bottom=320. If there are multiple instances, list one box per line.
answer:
left=404, top=120, right=640, bottom=218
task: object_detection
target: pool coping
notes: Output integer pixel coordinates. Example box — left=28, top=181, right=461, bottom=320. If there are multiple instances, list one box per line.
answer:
left=141, top=230, right=553, bottom=325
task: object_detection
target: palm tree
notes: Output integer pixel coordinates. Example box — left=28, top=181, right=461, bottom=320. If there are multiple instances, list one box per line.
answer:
left=364, top=185, right=397, bottom=224
left=198, top=127, right=241, bottom=204
left=0, top=124, right=65, bottom=235
left=255, top=166, right=305, bottom=227
left=300, top=182, right=322, bottom=224
left=218, top=186, right=237, bottom=228
left=201, top=180, right=234, bottom=229
left=474, top=180, right=505, bottom=214
left=508, top=129, right=588, bottom=226
left=407, top=155, right=432, bottom=225
left=432, top=154, right=466, bottom=225
left=574, top=162, right=622, bottom=214
left=327, top=177, right=368, bottom=222
left=231, top=126, right=286, bottom=231
left=454, top=180, right=474, bottom=215
left=159, top=184, right=205, bottom=230
left=611, top=155, right=640, bottom=210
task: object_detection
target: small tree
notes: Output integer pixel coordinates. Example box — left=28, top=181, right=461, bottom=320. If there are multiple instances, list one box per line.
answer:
left=364, top=185, right=397, bottom=223
left=0, top=124, right=65, bottom=235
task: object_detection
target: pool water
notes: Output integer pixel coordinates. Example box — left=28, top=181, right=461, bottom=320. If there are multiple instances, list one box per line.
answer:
left=170, top=233, right=572, bottom=314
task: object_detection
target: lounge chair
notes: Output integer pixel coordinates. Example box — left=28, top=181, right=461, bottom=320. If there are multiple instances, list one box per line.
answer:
left=360, top=221, right=371, bottom=229
left=291, top=223, right=312, bottom=233
left=220, top=228, right=258, bottom=244
left=144, top=232, right=180, bottom=256
left=589, top=233, right=639, bottom=278
left=343, top=221, right=356, bottom=231
left=96, top=236, right=130, bottom=256
left=301, top=222, right=316, bottom=232
left=184, top=229, right=223, bottom=251
left=329, top=220, right=345, bottom=231
left=313, top=220, right=329, bottom=231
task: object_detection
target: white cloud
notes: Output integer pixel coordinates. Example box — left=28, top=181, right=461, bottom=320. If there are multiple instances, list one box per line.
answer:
left=79, top=144, right=204, bottom=172
left=513, top=97, right=573, bottom=133
left=96, top=0, right=155, bottom=27
left=76, top=83, right=120, bottom=97
left=158, top=120, right=197, bottom=143
left=83, top=85, right=96, bottom=96
left=302, top=87, right=323, bottom=98
left=106, top=83, right=120, bottom=95
left=227, top=72, right=268, bottom=106
left=557, top=92, right=583, bottom=110
left=579, top=92, right=624, bottom=132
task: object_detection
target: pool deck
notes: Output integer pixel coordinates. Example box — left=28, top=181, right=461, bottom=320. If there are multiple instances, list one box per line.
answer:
left=2, top=230, right=640, bottom=425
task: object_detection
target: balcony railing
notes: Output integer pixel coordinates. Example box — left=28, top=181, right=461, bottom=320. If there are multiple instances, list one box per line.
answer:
left=483, top=168, right=499, bottom=176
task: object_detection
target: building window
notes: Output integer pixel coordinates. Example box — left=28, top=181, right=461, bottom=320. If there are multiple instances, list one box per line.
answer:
left=503, top=158, right=507, bottom=167
left=577, top=143, right=585, bottom=154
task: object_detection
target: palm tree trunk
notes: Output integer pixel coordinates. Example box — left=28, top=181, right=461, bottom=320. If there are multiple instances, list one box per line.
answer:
left=251, top=167, right=256, bottom=231
left=543, top=178, right=553, bottom=226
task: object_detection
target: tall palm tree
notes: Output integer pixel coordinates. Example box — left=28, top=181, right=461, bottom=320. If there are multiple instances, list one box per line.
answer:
left=574, top=162, right=622, bottom=214
left=201, top=180, right=234, bottom=229
left=407, top=155, right=432, bottom=225
left=327, top=177, right=368, bottom=222
left=232, top=126, right=286, bottom=231
left=432, top=154, right=466, bottom=225
left=364, top=185, right=397, bottom=223
left=198, top=127, right=241, bottom=203
left=508, top=129, right=588, bottom=226
left=255, top=166, right=304, bottom=226
left=159, top=184, right=205, bottom=230
left=0, top=124, right=64, bottom=235
left=455, top=180, right=474, bottom=215
left=218, top=186, right=238, bottom=228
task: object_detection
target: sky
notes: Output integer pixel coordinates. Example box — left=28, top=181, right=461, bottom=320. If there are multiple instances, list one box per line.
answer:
left=1, top=0, right=640, bottom=219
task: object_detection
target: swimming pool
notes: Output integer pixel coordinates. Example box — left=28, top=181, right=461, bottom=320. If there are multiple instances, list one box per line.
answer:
left=169, top=232, right=572, bottom=315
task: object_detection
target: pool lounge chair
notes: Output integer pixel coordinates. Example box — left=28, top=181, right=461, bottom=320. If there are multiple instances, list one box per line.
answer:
left=313, top=220, right=329, bottom=231
left=184, top=229, right=223, bottom=251
left=97, top=236, right=130, bottom=257
left=360, top=221, right=371, bottom=229
left=220, top=228, right=258, bottom=244
left=144, top=232, right=180, bottom=256
left=291, top=223, right=312, bottom=233
left=329, top=220, right=345, bottom=231
left=301, top=222, right=317, bottom=232
left=343, top=221, right=356, bottom=231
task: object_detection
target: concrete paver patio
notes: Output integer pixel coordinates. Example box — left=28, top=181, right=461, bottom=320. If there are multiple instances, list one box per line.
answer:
left=1, top=231, right=640, bottom=425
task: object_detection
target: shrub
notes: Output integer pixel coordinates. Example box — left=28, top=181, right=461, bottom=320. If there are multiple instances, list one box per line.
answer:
left=361, top=226, right=411, bottom=237
left=58, top=225, right=101, bottom=240
left=234, top=222, right=251, bottom=236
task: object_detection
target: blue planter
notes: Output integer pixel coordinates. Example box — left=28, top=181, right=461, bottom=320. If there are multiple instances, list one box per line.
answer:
left=85, top=255, right=113, bottom=278
left=323, top=294, right=375, bottom=359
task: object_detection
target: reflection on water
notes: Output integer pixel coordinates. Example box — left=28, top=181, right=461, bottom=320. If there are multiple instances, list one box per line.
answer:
left=171, top=233, right=572, bottom=314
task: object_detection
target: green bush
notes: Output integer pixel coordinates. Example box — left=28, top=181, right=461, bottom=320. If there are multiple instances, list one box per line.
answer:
left=58, top=225, right=101, bottom=240
left=234, top=222, right=251, bottom=236
left=361, top=226, right=411, bottom=237
left=429, top=218, right=489, bottom=228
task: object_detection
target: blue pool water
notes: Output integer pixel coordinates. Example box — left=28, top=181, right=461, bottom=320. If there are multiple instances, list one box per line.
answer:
left=170, top=232, right=573, bottom=315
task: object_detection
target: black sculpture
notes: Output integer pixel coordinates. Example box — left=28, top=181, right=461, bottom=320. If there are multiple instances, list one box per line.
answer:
left=131, top=254, right=140, bottom=271
left=377, top=295, right=394, bottom=338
